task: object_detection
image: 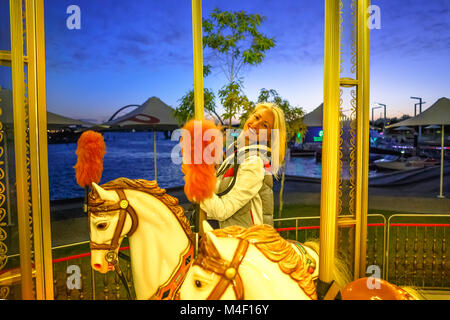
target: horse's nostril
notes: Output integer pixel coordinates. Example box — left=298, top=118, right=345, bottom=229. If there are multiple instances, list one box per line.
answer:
left=94, top=264, right=101, bottom=270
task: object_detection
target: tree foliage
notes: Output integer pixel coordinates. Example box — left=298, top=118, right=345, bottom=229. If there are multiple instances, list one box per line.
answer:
left=174, top=65, right=221, bottom=125
left=203, top=8, right=275, bottom=82
left=174, top=88, right=222, bottom=125
left=240, top=88, right=306, bottom=142
left=218, top=80, right=254, bottom=128
left=203, top=8, right=275, bottom=126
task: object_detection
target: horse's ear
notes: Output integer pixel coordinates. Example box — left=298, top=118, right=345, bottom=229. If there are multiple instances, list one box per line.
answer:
left=206, top=230, right=237, bottom=261
left=206, top=230, right=221, bottom=251
left=202, top=220, right=214, bottom=233
left=91, top=182, right=117, bottom=202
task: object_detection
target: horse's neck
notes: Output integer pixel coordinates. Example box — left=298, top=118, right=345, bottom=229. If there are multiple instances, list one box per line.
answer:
left=126, top=190, right=190, bottom=300
left=239, top=245, right=313, bottom=300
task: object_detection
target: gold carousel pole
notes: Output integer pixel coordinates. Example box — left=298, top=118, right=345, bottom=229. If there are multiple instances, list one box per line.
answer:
left=191, top=0, right=206, bottom=256
left=192, top=0, right=204, bottom=120
left=25, top=0, right=54, bottom=299
left=355, top=0, right=370, bottom=278
left=9, top=0, right=34, bottom=300
left=318, top=0, right=341, bottom=299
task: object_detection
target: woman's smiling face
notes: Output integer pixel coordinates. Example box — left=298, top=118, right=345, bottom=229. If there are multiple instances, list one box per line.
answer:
left=243, top=107, right=274, bottom=144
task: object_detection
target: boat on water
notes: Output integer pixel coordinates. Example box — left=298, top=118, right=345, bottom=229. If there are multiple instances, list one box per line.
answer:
left=374, top=155, right=439, bottom=171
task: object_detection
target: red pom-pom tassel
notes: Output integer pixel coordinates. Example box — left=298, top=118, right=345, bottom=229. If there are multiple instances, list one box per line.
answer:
left=74, top=130, right=106, bottom=188
left=181, top=119, right=220, bottom=203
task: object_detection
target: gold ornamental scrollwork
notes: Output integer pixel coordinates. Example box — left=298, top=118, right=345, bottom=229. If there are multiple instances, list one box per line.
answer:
left=24, top=70, right=34, bottom=267
left=0, top=286, right=10, bottom=299
left=350, top=0, right=357, bottom=74
left=0, top=87, right=9, bottom=298
left=338, top=88, right=344, bottom=216
left=348, top=88, right=357, bottom=216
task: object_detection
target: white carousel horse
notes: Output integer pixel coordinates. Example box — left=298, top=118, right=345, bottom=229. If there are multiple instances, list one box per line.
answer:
left=87, top=177, right=333, bottom=300
left=178, top=222, right=420, bottom=300
left=87, top=178, right=420, bottom=300
left=88, top=178, right=194, bottom=300
left=178, top=222, right=348, bottom=300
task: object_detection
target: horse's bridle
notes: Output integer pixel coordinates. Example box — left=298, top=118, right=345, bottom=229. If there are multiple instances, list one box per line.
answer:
left=194, top=238, right=249, bottom=300
left=88, top=188, right=139, bottom=298
left=89, top=189, right=138, bottom=253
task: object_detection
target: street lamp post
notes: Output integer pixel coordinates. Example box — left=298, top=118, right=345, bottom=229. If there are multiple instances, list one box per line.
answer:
left=411, top=97, right=425, bottom=114
left=375, top=103, right=387, bottom=130
left=371, top=106, right=381, bottom=129
left=414, top=102, right=426, bottom=116
left=438, top=125, right=445, bottom=198
left=411, top=97, right=426, bottom=145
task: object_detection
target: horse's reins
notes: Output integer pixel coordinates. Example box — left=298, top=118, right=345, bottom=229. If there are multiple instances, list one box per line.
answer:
left=194, top=238, right=249, bottom=300
left=88, top=189, right=139, bottom=299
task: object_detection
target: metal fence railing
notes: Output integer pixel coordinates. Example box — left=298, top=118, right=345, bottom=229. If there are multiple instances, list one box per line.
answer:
left=386, top=214, right=450, bottom=289
left=2, top=241, right=134, bottom=300
left=274, top=214, right=388, bottom=277
left=2, top=213, right=448, bottom=299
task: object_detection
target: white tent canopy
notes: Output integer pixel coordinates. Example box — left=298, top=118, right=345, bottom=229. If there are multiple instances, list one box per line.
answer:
left=393, top=126, right=414, bottom=131
left=46, top=112, right=96, bottom=129
left=303, top=103, right=323, bottom=127
left=388, top=97, right=450, bottom=127
left=387, top=97, right=450, bottom=199
left=104, top=96, right=179, bottom=130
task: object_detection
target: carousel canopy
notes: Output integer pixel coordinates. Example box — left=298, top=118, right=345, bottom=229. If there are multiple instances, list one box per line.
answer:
left=388, top=97, right=450, bottom=127
left=393, top=126, right=414, bottom=131
left=0, top=88, right=95, bottom=129
left=302, top=103, right=323, bottom=127
left=103, top=96, right=179, bottom=130
left=46, top=112, right=96, bottom=129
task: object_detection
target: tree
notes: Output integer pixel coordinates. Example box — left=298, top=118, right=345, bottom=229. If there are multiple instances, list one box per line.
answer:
left=174, top=88, right=222, bottom=125
left=387, top=114, right=411, bottom=126
left=241, top=88, right=306, bottom=139
left=203, top=8, right=275, bottom=126
left=218, top=80, right=254, bottom=128
left=249, top=88, right=306, bottom=219
left=174, top=66, right=223, bottom=125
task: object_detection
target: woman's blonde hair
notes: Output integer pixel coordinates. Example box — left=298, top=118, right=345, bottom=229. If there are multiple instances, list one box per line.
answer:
left=251, top=102, right=287, bottom=178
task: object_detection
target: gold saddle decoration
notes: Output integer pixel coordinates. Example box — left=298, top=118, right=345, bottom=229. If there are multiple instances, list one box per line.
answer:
left=204, top=225, right=318, bottom=299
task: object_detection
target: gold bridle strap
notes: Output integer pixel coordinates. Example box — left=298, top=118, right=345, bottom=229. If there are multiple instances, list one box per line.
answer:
left=89, top=189, right=139, bottom=252
left=195, top=238, right=249, bottom=300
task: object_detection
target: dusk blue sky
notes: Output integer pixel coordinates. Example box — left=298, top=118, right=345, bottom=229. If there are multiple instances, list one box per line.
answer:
left=3, top=1, right=450, bottom=122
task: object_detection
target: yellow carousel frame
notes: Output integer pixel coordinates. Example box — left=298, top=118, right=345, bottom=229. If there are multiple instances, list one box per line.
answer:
left=0, top=0, right=371, bottom=299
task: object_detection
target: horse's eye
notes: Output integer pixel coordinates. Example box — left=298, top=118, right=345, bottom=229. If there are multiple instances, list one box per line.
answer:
left=96, top=222, right=108, bottom=230
left=195, top=280, right=202, bottom=288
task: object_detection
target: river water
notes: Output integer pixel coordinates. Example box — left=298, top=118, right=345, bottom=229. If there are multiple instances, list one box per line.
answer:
left=48, top=131, right=372, bottom=201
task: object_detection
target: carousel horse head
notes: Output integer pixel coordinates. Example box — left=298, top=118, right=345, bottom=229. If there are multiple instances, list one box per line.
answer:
left=88, top=181, right=138, bottom=274
left=87, top=177, right=193, bottom=300
left=178, top=222, right=319, bottom=300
